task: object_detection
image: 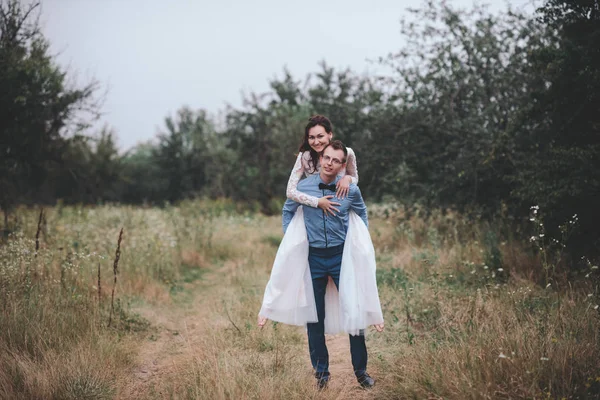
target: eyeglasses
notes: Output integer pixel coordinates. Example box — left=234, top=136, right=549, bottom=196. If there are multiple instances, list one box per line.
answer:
left=322, top=155, right=344, bottom=166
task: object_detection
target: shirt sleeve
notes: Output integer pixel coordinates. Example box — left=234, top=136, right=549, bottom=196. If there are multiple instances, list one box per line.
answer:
left=345, top=148, right=359, bottom=185
left=286, top=152, right=320, bottom=208
left=349, top=185, right=368, bottom=228
left=282, top=198, right=300, bottom=233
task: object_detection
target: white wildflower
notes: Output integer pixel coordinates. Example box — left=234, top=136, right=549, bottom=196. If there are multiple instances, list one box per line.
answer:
left=497, top=268, right=504, bottom=272
left=498, top=353, right=508, bottom=359
left=540, top=357, right=549, bottom=361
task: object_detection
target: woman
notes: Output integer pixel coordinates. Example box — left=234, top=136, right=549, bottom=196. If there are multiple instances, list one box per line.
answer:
left=258, top=115, right=384, bottom=336
left=286, top=115, right=358, bottom=216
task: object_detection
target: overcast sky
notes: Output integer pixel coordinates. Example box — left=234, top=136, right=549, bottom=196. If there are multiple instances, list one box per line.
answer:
left=40, top=0, right=530, bottom=150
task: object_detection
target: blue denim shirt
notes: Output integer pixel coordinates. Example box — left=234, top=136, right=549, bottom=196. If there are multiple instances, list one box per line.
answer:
left=282, top=174, right=368, bottom=248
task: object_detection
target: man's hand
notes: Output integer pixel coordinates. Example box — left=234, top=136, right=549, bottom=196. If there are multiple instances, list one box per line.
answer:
left=258, top=315, right=268, bottom=328
left=374, top=323, right=384, bottom=332
left=318, top=196, right=341, bottom=216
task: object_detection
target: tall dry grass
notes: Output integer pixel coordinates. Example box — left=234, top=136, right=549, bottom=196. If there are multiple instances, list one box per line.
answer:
left=1, top=200, right=599, bottom=399
left=0, top=201, right=226, bottom=398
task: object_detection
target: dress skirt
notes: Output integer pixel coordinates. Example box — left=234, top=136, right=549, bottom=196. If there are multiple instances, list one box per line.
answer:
left=259, top=207, right=384, bottom=336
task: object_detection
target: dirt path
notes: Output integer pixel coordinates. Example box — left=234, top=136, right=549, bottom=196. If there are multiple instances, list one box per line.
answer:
left=117, top=269, right=381, bottom=399
left=116, top=267, right=219, bottom=399
left=116, top=300, right=204, bottom=398
left=304, top=334, right=383, bottom=399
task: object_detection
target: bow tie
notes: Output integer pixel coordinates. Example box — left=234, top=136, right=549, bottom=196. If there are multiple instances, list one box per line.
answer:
left=319, top=183, right=337, bottom=191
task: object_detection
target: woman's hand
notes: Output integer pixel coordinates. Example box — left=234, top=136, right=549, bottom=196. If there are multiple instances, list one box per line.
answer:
left=336, top=175, right=353, bottom=199
left=318, top=196, right=341, bottom=216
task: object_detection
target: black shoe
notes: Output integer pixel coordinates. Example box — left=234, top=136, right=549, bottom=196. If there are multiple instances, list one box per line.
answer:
left=316, top=376, right=329, bottom=390
left=357, top=373, right=375, bottom=389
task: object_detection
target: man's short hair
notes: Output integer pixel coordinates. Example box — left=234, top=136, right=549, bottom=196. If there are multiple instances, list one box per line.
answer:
left=323, top=140, right=348, bottom=163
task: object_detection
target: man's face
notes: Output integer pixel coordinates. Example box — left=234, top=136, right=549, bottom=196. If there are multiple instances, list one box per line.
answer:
left=320, top=146, right=346, bottom=180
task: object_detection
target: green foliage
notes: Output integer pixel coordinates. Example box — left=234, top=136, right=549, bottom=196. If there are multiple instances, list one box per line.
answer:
left=365, top=1, right=549, bottom=214
left=0, top=0, right=100, bottom=215
left=511, top=0, right=600, bottom=255
left=2, top=0, right=599, bottom=259
left=483, top=230, right=503, bottom=271
left=50, top=128, right=124, bottom=204
left=152, top=108, right=216, bottom=201
left=377, top=267, right=410, bottom=290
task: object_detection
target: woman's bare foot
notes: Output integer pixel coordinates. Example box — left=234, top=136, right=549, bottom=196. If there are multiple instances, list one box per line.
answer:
left=257, top=315, right=268, bottom=328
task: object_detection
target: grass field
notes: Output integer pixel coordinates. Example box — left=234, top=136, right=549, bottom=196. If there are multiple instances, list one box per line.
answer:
left=1, top=200, right=599, bottom=399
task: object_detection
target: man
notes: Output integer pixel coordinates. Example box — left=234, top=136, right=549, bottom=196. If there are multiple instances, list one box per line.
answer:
left=280, top=140, right=383, bottom=389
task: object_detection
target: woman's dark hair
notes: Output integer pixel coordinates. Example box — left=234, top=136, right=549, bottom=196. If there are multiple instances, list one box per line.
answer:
left=299, top=115, right=333, bottom=173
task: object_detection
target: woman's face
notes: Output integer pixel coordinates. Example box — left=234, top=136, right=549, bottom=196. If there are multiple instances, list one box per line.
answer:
left=307, top=125, right=333, bottom=153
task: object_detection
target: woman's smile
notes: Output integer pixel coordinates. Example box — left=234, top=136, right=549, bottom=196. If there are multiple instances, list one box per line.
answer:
left=307, top=125, right=333, bottom=153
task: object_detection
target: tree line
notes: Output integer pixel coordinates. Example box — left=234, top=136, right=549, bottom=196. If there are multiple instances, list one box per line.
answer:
left=1, top=0, right=598, bottom=257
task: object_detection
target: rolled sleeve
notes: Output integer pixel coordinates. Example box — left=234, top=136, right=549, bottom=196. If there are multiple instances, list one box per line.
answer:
left=349, top=186, right=368, bottom=228
left=282, top=198, right=300, bottom=233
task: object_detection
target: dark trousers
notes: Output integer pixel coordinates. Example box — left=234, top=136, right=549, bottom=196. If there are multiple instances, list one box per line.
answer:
left=307, top=244, right=368, bottom=379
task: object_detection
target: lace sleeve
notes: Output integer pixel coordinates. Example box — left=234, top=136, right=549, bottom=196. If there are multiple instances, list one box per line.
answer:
left=286, top=153, right=320, bottom=208
left=345, top=147, right=359, bottom=185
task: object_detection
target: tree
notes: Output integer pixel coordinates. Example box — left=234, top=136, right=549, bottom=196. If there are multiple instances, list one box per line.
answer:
left=512, top=0, right=600, bottom=255
left=120, top=142, right=164, bottom=204
left=153, top=107, right=217, bottom=202
left=371, top=1, right=547, bottom=213
left=223, top=71, right=312, bottom=214
left=0, top=0, right=100, bottom=225
left=88, top=127, right=123, bottom=202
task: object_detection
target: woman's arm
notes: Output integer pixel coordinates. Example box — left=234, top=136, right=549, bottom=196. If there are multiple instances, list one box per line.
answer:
left=286, top=153, right=340, bottom=215
left=286, top=153, right=320, bottom=208
left=336, top=147, right=359, bottom=198
left=345, top=147, right=359, bottom=184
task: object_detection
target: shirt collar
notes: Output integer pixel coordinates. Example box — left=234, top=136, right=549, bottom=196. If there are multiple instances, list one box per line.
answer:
left=317, top=174, right=341, bottom=186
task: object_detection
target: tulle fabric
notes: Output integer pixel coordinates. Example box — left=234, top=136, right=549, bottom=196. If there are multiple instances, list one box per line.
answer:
left=338, top=211, right=384, bottom=335
left=259, top=208, right=384, bottom=336
left=259, top=207, right=317, bottom=325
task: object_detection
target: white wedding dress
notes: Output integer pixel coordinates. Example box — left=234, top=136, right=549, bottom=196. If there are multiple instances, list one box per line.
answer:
left=259, top=150, right=384, bottom=336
